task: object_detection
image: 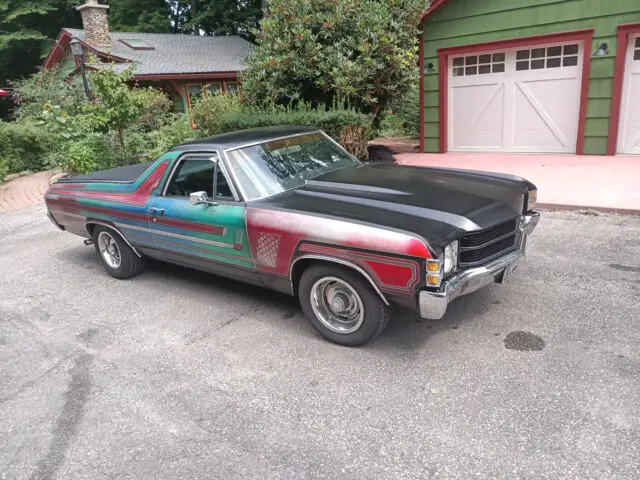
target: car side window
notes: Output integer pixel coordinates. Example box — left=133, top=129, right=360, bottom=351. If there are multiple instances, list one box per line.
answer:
left=214, top=168, right=234, bottom=200
left=166, top=158, right=215, bottom=198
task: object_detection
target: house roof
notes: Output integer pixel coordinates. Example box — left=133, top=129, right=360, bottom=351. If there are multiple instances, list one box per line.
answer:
left=62, top=28, right=254, bottom=76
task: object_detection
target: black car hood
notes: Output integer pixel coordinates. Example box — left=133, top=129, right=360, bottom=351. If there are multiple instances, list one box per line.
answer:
left=254, top=164, right=535, bottom=248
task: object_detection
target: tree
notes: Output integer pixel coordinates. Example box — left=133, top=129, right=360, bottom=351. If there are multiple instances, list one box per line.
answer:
left=241, top=0, right=424, bottom=122
left=108, top=0, right=171, bottom=33
left=0, top=0, right=81, bottom=83
left=167, top=0, right=262, bottom=38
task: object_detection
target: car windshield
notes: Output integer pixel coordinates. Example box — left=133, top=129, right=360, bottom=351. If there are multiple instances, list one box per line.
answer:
left=225, top=132, right=361, bottom=200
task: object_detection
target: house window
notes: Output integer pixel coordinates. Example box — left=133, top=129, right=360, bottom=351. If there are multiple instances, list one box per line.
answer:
left=515, top=43, right=579, bottom=71
left=206, top=83, right=222, bottom=96
left=225, top=81, right=239, bottom=94
left=634, top=36, right=640, bottom=61
left=452, top=52, right=505, bottom=77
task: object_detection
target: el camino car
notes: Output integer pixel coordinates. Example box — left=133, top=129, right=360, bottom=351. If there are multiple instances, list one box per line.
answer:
left=45, top=126, right=539, bottom=346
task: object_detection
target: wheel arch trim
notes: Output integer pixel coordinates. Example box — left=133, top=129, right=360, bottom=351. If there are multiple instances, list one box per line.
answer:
left=85, top=220, right=142, bottom=258
left=289, top=254, right=390, bottom=306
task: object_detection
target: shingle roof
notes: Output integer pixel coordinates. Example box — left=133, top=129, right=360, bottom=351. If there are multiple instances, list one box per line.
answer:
left=63, top=28, right=254, bottom=76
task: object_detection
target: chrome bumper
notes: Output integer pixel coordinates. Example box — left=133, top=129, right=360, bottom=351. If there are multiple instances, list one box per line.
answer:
left=419, top=212, right=539, bottom=320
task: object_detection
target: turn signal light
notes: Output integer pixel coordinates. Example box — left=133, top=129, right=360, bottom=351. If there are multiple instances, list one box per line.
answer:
left=427, top=260, right=440, bottom=272
left=426, top=274, right=440, bottom=286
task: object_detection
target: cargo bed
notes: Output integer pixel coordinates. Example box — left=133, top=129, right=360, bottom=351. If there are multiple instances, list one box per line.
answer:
left=56, top=161, right=155, bottom=184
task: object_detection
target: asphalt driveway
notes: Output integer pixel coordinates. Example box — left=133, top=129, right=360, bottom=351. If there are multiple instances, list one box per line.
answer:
left=1, top=205, right=639, bottom=479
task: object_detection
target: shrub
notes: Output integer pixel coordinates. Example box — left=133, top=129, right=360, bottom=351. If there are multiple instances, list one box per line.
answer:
left=191, top=93, right=242, bottom=136
left=142, top=114, right=202, bottom=160
left=217, top=104, right=372, bottom=158
left=390, top=75, right=420, bottom=137
left=241, top=0, right=424, bottom=124
left=376, top=112, right=407, bottom=138
left=0, top=120, right=53, bottom=177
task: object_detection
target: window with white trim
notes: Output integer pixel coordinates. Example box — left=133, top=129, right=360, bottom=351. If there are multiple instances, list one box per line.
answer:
left=634, top=36, right=640, bottom=61
left=515, top=44, right=579, bottom=71
left=452, top=52, right=506, bottom=77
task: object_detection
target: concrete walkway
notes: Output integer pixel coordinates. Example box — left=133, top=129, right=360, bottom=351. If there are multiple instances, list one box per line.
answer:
left=0, top=171, right=52, bottom=213
left=396, top=153, right=640, bottom=214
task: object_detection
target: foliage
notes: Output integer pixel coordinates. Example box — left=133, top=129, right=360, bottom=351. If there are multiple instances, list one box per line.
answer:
left=167, top=1, right=263, bottom=38
left=388, top=73, right=420, bottom=137
left=0, top=120, right=55, bottom=182
left=11, top=63, right=86, bottom=120
left=0, top=0, right=82, bottom=85
left=108, top=0, right=171, bottom=33
left=217, top=103, right=372, bottom=158
left=376, top=112, right=407, bottom=138
left=241, top=0, right=424, bottom=123
left=191, top=92, right=242, bottom=136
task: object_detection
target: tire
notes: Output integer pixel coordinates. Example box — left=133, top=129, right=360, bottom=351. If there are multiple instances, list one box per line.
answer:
left=92, top=226, right=145, bottom=279
left=298, top=264, right=391, bottom=346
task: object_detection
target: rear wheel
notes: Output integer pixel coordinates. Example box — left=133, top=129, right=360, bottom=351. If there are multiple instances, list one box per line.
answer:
left=93, top=226, right=145, bottom=279
left=299, top=264, right=391, bottom=346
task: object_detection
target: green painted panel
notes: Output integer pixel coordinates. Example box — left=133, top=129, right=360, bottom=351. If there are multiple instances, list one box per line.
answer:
left=424, top=108, right=440, bottom=123
left=584, top=118, right=611, bottom=137
left=424, top=123, right=439, bottom=137
left=586, top=98, right=611, bottom=118
left=588, top=78, right=614, bottom=99
left=583, top=136, right=607, bottom=155
left=424, top=138, right=440, bottom=153
left=421, top=0, right=640, bottom=154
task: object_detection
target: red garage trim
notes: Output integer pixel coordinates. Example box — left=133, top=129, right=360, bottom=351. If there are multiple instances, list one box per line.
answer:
left=607, top=23, right=640, bottom=156
left=434, top=29, right=594, bottom=154
left=419, top=31, right=425, bottom=152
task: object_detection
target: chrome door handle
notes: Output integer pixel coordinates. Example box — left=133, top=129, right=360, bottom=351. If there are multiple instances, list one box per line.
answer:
left=149, top=207, right=165, bottom=216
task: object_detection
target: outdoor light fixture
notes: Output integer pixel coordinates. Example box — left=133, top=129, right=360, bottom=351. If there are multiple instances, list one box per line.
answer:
left=70, top=37, right=91, bottom=99
left=423, top=62, right=435, bottom=74
left=595, top=42, right=608, bottom=57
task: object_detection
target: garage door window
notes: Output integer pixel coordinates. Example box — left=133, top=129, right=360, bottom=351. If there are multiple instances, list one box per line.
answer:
left=515, top=44, right=579, bottom=71
left=452, top=52, right=505, bottom=77
left=634, top=37, right=640, bottom=61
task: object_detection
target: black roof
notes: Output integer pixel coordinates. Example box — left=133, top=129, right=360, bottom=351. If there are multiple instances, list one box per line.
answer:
left=171, top=126, right=320, bottom=152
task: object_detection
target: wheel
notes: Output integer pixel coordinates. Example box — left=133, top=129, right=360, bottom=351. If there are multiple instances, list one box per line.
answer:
left=92, top=226, right=145, bottom=279
left=298, top=264, right=391, bottom=346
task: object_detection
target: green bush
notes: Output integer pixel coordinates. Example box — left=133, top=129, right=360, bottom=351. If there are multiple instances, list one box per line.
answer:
left=141, top=114, right=202, bottom=160
left=217, top=104, right=372, bottom=158
left=191, top=93, right=242, bottom=136
left=0, top=120, right=53, bottom=180
left=390, top=75, right=420, bottom=137
left=376, top=112, right=407, bottom=138
left=241, top=0, right=424, bottom=125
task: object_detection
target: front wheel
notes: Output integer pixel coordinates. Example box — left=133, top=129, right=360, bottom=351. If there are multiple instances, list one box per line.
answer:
left=298, top=264, right=391, bottom=346
left=93, top=226, right=145, bottom=279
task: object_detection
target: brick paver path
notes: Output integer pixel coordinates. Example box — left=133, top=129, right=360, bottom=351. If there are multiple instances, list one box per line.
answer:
left=0, top=171, right=53, bottom=213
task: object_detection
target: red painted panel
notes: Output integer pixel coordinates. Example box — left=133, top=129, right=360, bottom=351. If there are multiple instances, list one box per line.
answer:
left=246, top=208, right=427, bottom=295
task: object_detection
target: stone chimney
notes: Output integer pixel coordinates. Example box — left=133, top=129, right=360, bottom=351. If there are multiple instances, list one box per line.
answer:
left=76, top=0, right=111, bottom=49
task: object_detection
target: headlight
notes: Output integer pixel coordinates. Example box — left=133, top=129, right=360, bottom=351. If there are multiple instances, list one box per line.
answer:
left=444, top=240, right=458, bottom=275
left=526, top=188, right=537, bottom=211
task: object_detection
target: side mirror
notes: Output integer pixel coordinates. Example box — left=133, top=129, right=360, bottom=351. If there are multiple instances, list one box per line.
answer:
left=189, top=191, right=218, bottom=206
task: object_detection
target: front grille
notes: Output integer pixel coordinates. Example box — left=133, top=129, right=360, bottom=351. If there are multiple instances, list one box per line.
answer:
left=458, top=217, right=519, bottom=267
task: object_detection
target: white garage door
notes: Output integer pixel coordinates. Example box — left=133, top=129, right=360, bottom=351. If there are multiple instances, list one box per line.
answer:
left=617, top=35, right=640, bottom=155
left=448, top=41, right=583, bottom=153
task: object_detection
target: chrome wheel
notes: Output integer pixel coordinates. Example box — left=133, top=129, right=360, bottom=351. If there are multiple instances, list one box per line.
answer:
left=310, top=276, right=364, bottom=334
left=97, top=231, right=121, bottom=269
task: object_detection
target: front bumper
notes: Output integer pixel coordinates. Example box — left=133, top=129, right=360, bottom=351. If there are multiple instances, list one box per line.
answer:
left=419, top=212, right=539, bottom=320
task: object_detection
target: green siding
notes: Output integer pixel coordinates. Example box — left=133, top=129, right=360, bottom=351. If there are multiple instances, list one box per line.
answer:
left=422, top=0, right=640, bottom=154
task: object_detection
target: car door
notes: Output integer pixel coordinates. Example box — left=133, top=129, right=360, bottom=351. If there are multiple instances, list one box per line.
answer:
left=147, top=152, right=261, bottom=284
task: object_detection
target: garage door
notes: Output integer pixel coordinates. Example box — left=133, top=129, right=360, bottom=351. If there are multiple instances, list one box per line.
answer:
left=448, top=41, right=583, bottom=153
left=617, top=35, right=640, bottom=155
